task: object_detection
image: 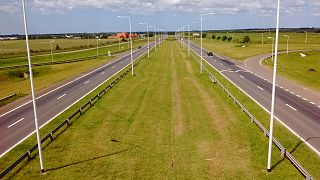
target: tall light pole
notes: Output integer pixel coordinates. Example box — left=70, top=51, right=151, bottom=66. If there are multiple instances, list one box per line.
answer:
left=118, top=16, right=133, bottom=75
left=158, top=28, right=161, bottom=48
left=22, top=0, right=45, bottom=173
left=150, top=26, right=157, bottom=51
left=268, top=37, right=274, bottom=62
left=0, top=38, right=4, bottom=55
left=49, top=40, right=55, bottom=62
left=200, top=12, right=214, bottom=74
left=140, top=22, right=150, bottom=58
left=118, top=38, right=120, bottom=51
left=304, top=31, right=307, bottom=45
left=267, top=0, right=281, bottom=172
left=284, top=35, right=289, bottom=54
left=261, top=33, right=264, bottom=44
left=96, top=39, right=101, bottom=56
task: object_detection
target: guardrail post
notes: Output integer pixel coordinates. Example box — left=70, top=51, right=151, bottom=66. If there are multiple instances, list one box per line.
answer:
left=306, top=174, right=311, bottom=180
left=79, top=108, right=83, bottom=115
left=250, top=116, right=254, bottom=123
left=50, top=132, right=54, bottom=141
left=264, top=129, right=267, bottom=137
left=27, top=150, right=31, bottom=160
left=66, top=118, right=70, bottom=126
left=89, top=100, right=92, bottom=106
left=281, top=148, right=286, bottom=158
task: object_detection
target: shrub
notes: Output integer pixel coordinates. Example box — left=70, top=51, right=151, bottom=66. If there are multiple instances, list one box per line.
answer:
left=227, top=37, right=233, bottom=42
left=212, top=34, right=216, bottom=39
left=55, top=44, right=61, bottom=50
left=217, top=36, right=221, bottom=40
left=121, top=38, right=127, bottom=42
left=242, top=36, right=251, bottom=43
left=222, top=36, right=227, bottom=41
left=202, top=33, right=207, bottom=38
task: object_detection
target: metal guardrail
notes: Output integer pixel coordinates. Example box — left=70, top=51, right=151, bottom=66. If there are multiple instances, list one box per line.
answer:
left=0, top=54, right=146, bottom=178
left=0, top=94, right=16, bottom=102
left=187, top=43, right=313, bottom=180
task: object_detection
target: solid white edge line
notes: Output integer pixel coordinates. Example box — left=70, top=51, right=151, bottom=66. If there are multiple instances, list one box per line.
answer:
left=186, top=41, right=320, bottom=157
left=0, top=44, right=148, bottom=118
left=0, top=42, right=155, bottom=158
left=7, top=118, right=25, bottom=128
left=286, top=104, right=298, bottom=111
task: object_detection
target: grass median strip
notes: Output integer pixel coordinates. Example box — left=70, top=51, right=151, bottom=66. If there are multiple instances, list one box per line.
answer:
left=2, top=40, right=314, bottom=179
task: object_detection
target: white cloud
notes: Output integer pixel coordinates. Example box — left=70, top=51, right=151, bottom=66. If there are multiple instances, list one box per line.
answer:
left=0, top=1, right=19, bottom=13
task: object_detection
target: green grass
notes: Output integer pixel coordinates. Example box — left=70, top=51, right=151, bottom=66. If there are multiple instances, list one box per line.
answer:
left=263, top=51, right=320, bottom=91
left=191, top=32, right=320, bottom=60
left=0, top=40, right=147, bottom=67
left=2, top=39, right=318, bottom=179
left=196, top=50, right=320, bottom=179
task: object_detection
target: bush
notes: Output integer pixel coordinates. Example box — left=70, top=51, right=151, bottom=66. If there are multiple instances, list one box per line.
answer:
left=212, top=34, right=216, bottom=39
left=55, top=44, right=61, bottom=50
left=202, top=33, right=207, bottom=38
left=242, top=36, right=251, bottom=43
left=227, top=37, right=233, bottom=42
left=217, top=36, right=221, bottom=40
left=222, top=36, right=227, bottom=41
left=121, top=38, right=127, bottom=42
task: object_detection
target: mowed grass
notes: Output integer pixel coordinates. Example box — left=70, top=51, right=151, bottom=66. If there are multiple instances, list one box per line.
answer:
left=191, top=32, right=320, bottom=60
left=5, top=40, right=310, bottom=179
left=263, top=51, right=320, bottom=91
left=0, top=55, right=112, bottom=99
left=0, top=40, right=147, bottom=67
left=0, top=38, right=121, bottom=54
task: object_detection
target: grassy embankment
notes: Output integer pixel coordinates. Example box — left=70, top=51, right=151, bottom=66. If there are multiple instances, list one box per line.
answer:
left=191, top=32, right=320, bottom=60
left=2, top=39, right=319, bottom=179
left=263, top=51, right=320, bottom=91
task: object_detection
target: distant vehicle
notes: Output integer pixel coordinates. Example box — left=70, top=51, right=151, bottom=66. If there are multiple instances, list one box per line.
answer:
left=138, top=46, right=141, bottom=49
left=207, top=52, right=213, bottom=56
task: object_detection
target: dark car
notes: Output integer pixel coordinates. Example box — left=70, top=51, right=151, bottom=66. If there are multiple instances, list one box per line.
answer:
left=207, top=52, right=213, bottom=56
left=138, top=46, right=141, bottom=49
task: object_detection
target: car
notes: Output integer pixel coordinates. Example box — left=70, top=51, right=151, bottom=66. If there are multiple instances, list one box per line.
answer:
left=138, top=46, right=141, bottom=49
left=207, top=52, right=213, bottom=56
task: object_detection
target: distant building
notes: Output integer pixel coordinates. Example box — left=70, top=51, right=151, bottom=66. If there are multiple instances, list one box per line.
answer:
left=193, top=33, right=200, bottom=38
left=109, top=32, right=139, bottom=39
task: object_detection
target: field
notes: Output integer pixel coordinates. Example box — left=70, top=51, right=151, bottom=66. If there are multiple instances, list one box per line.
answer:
left=0, top=39, right=147, bottom=67
left=2, top=39, right=319, bottom=179
left=191, top=32, right=320, bottom=60
left=263, top=51, right=320, bottom=91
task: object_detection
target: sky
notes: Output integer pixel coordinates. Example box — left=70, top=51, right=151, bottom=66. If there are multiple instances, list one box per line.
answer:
left=0, top=0, right=319, bottom=35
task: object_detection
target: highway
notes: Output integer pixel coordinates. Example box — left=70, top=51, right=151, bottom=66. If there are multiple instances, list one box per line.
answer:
left=0, top=40, right=160, bottom=157
left=183, top=39, right=320, bottom=155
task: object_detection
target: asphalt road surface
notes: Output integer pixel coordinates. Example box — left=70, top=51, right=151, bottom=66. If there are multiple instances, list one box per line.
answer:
left=0, top=40, right=161, bottom=157
left=183, top=39, right=320, bottom=155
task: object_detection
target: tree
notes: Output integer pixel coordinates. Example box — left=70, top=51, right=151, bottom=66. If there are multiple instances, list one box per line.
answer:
left=121, top=38, right=127, bottom=42
left=242, top=36, right=251, bottom=43
left=222, top=36, right=227, bottom=41
left=217, top=36, right=221, bottom=40
left=211, top=34, right=216, bottom=39
left=202, top=33, right=207, bottom=38
left=227, top=37, right=232, bottom=42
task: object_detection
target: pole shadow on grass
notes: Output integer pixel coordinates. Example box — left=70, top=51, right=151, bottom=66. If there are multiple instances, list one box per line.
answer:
left=45, top=139, right=139, bottom=172
left=270, top=137, right=319, bottom=171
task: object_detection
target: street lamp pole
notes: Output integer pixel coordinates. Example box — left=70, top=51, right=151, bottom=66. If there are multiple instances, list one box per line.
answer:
left=186, top=22, right=196, bottom=57
left=140, top=23, right=150, bottom=58
left=96, top=39, right=100, bottom=56
left=0, top=39, right=3, bottom=55
left=22, top=0, right=45, bottom=173
left=284, top=35, right=289, bottom=54
left=49, top=40, right=55, bottom=62
left=268, top=37, right=274, bottom=62
left=267, top=0, right=281, bottom=172
left=118, top=16, right=133, bottom=75
left=305, top=31, right=307, bottom=45
left=261, top=33, right=264, bottom=44
left=200, top=12, right=214, bottom=74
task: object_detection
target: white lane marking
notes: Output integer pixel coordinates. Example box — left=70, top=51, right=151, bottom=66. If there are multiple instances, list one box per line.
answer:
left=220, top=70, right=234, bottom=73
left=286, top=104, right=297, bottom=111
left=228, top=68, right=232, bottom=71
left=257, top=86, right=264, bottom=91
left=219, top=63, right=223, bottom=66
left=240, top=75, right=245, bottom=79
left=121, top=61, right=123, bottom=64
left=57, top=94, right=66, bottom=100
left=259, top=58, right=264, bottom=66
left=84, top=80, right=90, bottom=84
left=290, top=92, right=295, bottom=95
left=280, top=86, right=284, bottom=89
left=0, top=44, right=153, bottom=158
left=296, top=94, right=301, bottom=97
left=100, top=72, right=105, bottom=75
left=318, top=106, right=320, bottom=108
left=7, top=118, right=25, bottom=128
left=235, top=70, right=246, bottom=73
left=112, top=66, right=116, bottom=68
left=0, top=46, right=146, bottom=118
left=186, top=43, right=320, bottom=156
left=310, top=102, right=315, bottom=105
left=284, top=89, right=289, bottom=92
left=303, top=98, right=308, bottom=101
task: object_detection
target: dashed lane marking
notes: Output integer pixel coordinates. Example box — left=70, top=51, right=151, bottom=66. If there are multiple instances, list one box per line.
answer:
left=286, top=104, right=297, bottom=111
left=257, top=86, right=264, bottom=91
left=57, top=94, right=66, bottom=100
left=8, top=118, right=25, bottom=128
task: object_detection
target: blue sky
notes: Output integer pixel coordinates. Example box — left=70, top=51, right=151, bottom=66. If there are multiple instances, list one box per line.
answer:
left=0, top=0, right=319, bottom=35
